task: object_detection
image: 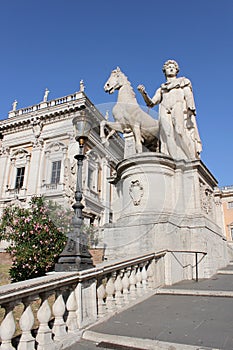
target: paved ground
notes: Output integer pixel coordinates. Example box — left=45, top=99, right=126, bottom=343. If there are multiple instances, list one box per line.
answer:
left=71, top=265, right=233, bottom=350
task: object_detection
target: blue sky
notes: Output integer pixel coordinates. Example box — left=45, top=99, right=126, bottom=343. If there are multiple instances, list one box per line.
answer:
left=0, top=0, right=232, bottom=187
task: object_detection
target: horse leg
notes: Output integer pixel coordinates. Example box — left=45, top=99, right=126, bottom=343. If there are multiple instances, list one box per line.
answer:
left=133, top=124, right=143, bottom=153
left=100, top=120, right=115, bottom=145
left=105, top=129, right=116, bottom=142
left=100, top=121, right=124, bottom=145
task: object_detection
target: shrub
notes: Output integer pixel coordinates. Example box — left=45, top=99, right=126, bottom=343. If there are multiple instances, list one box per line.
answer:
left=0, top=196, right=67, bottom=282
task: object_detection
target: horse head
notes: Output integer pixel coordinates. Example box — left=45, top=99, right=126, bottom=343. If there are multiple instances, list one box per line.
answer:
left=104, top=67, right=124, bottom=94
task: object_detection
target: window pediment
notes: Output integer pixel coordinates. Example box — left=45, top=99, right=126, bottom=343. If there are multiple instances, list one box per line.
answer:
left=11, top=148, right=30, bottom=160
left=45, top=141, right=67, bottom=155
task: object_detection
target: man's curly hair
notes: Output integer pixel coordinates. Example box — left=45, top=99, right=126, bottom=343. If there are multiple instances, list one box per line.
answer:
left=162, top=60, right=180, bottom=74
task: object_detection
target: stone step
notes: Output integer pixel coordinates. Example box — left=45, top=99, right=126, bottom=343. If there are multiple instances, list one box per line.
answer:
left=157, top=288, right=233, bottom=297
left=83, top=330, right=217, bottom=350
left=217, top=263, right=233, bottom=274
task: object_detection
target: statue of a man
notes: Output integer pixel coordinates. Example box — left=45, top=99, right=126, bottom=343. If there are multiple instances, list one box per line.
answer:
left=43, top=88, right=50, bottom=102
left=12, top=100, right=18, bottom=111
left=138, top=60, right=202, bottom=160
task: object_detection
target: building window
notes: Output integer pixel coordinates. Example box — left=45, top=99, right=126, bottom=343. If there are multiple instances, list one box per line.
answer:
left=88, top=167, right=95, bottom=190
left=51, top=160, right=61, bottom=184
left=228, top=201, right=233, bottom=209
left=15, top=167, right=25, bottom=189
left=230, top=227, right=233, bottom=240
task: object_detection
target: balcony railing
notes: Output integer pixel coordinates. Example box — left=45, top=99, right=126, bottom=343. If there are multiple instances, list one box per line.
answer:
left=5, top=187, right=27, bottom=197
left=41, top=182, right=63, bottom=192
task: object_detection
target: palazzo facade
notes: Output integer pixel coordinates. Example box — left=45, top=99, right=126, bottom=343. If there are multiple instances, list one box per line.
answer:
left=0, top=85, right=123, bottom=240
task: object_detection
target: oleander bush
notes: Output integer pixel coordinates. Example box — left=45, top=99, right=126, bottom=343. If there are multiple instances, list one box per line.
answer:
left=0, top=196, right=68, bottom=282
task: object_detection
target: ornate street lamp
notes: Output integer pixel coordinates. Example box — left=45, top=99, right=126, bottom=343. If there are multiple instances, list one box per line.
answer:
left=55, top=110, right=94, bottom=271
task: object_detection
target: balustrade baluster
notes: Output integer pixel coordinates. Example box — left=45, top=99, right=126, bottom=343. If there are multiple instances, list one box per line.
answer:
left=141, top=263, right=148, bottom=291
left=52, top=293, right=67, bottom=342
left=122, top=267, right=130, bottom=304
left=36, top=296, right=55, bottom=350
left=0, top=304, right=16, bottom=350
left=129, top=266, right=137, bottom=300
left=114, top=271, right=123, bottom=308
left=136, top=265, right=143, bottom=296
left=147, top=260, right=154, bottom=289
left=97, top=281, right=106, bottom=318
left=105, top=273, right=116, bottom=312
left=66, top=290, right=78, bottom=332
left=18, top=303, right=35, bottom=350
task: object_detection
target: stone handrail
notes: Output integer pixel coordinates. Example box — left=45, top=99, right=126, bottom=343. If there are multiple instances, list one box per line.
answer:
left=0, top=251, right=166, bottom=350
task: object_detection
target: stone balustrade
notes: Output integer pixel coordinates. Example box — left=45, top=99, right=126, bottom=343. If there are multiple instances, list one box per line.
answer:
left=7, top=92, right=84, bottom=119
left=0, top=251, right=166, bottom=350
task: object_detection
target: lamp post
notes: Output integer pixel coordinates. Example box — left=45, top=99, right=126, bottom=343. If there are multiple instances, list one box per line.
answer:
left=55, top=110, right=94, bottom=271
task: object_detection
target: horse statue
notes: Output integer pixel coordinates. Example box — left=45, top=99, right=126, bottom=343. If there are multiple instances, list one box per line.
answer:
left=100, top=67, right=159, bottom=153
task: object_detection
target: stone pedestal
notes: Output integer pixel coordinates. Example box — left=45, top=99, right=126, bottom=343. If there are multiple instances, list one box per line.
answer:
left=103, top=152, right=229, bottom=282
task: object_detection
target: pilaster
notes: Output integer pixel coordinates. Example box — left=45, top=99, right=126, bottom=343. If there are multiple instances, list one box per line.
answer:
left=0, top=149, right=10, bottom=197
left=27, top=143, right=43, bottom=196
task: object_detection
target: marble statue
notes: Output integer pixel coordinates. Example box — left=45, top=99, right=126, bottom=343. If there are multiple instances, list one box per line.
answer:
left=101, top=67, right=159, bottom=153
left=12, top=100, right=18, bottom=111
left=43, top=88, right=50, bottom=102
left=138, top=60, right=202, bottom=159
left=80, top=79, right=85, bottom=92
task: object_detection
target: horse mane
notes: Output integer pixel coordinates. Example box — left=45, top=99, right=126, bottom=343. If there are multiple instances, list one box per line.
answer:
left=113, top=67, right=136, bottom=98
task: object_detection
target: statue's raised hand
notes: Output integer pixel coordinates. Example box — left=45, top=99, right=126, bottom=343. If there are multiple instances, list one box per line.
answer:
left=137, top=84, right=146, bottom=94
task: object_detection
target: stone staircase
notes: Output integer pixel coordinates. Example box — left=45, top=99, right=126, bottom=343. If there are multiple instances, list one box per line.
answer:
left=78, top=263, right=233, bottom=350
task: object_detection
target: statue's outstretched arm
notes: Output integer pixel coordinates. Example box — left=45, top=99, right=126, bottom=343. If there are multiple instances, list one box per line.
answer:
left=137, top=84, right=160, bottom=107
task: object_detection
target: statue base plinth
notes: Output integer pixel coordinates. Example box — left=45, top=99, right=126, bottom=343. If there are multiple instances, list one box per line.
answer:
left=103, top=152, right=228, bottom=283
